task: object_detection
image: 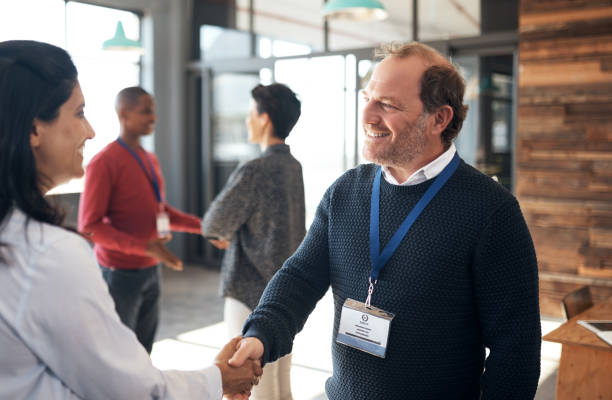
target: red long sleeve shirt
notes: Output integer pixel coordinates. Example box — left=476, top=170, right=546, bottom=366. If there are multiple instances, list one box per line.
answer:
left=78, top=140, right=202, bottom=269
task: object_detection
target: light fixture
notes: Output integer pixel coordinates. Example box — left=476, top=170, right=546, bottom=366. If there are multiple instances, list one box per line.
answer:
left=322, top=0, right=389, bottom=22
left=102, top=21, right=143, bottom=53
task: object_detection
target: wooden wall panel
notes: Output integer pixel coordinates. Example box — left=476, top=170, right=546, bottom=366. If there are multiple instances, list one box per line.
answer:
left=519, top=0, right=612, bottom=317
left=520, top=36, right=612, bottom=62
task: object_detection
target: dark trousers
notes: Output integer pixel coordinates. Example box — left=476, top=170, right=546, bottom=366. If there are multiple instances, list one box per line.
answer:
left=100, top=264, right=161, bottom=354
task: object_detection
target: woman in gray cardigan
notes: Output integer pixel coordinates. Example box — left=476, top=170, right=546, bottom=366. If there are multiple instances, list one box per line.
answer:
left=202, top=83, right=305, bottom=400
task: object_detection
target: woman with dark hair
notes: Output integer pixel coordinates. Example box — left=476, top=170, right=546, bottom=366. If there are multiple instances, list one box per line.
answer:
left=0, top=40, right=260, bottom=400
left=202, top=83, right=305, bottom=400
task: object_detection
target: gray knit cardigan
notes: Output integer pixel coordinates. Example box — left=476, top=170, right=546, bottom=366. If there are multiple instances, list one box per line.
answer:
left=202, top=144, right=305, bottom=309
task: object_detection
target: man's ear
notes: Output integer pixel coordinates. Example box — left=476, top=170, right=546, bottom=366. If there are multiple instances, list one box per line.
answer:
left=259, top=112, right=271, bottom=128
left=430, top=105, right=453, bottom=136
left=117, top=108, right=128, bottom=121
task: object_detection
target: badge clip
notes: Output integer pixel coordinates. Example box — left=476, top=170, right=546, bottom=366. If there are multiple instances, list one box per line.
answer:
left=365, top=277, right=377, bottom=308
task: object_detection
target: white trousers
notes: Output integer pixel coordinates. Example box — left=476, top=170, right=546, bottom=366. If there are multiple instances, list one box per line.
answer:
left=224, top=297, right=293, bottom=400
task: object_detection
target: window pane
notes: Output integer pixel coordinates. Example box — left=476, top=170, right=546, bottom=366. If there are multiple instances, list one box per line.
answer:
left=453, top=55, right=479, bottom=167
left=201, top=25, right=252, bottom=61
left=344, top=54, right=357, bottom=169
left=492, top=100, right=511, bottom=153
left=210, top=72, right=262, bottom=195
left=276, top=56, right=346, bottom=226
left=236, top=0, right=250, bottom=32
left=252, top=0, right=322, bottom=53
left=357, top=59, right=376, bottom=165
left=212, top=73, right=261, bottom=164
left=0, top=0, right=65, bottom=45
left=65, top=2, right=140, bottom=60
left=454, top=55, right=515, bottom=190
left=49, top=2, right=141, bottom=194
left=418, top=0, right=480, bottom=41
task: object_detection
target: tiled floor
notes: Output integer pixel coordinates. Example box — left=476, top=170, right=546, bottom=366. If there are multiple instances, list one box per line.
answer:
left=152, top=265, right=560, bottom=400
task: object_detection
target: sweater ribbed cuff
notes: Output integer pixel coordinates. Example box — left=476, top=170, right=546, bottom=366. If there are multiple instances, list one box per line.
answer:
left=242, top=326, right=271, bottom=367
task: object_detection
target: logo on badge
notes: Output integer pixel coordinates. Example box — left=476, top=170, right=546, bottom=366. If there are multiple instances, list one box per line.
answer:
left=361, top=314, right=369, bottom=322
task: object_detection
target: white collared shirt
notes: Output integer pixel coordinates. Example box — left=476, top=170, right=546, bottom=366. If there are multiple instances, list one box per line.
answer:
left=0, top=209, right=222, bottom=400
left=382, top=143, right=457, bottom=186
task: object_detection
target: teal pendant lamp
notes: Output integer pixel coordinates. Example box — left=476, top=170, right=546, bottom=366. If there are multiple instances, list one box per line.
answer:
left=102, top=21, right=143, bottom=53
left=323, top=0, right=389, bottom=21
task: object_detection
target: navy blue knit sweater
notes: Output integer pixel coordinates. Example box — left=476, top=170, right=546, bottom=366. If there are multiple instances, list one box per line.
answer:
left=244, top=160, right=541, bottom=400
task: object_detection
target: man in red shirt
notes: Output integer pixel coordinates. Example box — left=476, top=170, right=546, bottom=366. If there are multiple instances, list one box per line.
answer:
left=79, top=87, right=203, bottom=353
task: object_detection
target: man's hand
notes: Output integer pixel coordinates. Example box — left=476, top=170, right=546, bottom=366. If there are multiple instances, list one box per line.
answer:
left=145, top=238, right=183, bottom=271
left=215, top=337, right=263, bottom=398
left=228, top=337, right=264, bottom=368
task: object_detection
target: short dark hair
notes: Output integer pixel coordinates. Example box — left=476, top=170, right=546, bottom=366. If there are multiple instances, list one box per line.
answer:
left=377, top=42, right=468, bottom=147
left=115, top=86, right=151, bottom=111
left=0, top=40, right=78, bottom=261
left=251, top=83, right=301, bottom=140
left=420, top=64, right=468, bottom=147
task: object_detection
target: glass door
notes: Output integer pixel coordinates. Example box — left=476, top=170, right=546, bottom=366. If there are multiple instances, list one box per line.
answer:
left=196, top=68, right=269, bottom=265
left=210, top=72, right=261, bottom=195
left=274, top=55, right=350, bottom=225
left=454, top=53, right=516, bottom=191
left=196, top=53, right=362, bottom=264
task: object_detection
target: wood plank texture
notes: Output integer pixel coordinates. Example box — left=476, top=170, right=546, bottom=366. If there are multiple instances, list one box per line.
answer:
left=519, top=60, right=612, bottom=87
left=543, top=299, right=612, bottom=399
left=519, top=84, right=612, bottom=106
left=519, top=0, right=612, bottom=317
left=519, top=35, right=612, bottom=62
left=521, top=0, right=612, bottom=14
left=520, top=6, right=612, bottom=27
left=539, top=276, right=612, bottom=316
left=520, top=17, right=612, bottom=41
left=543, top=299, right=612, bottom=349
left=555, top=344, right=612, bottom=400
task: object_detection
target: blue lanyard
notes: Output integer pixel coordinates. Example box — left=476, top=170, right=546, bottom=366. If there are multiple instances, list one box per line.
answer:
left=369, top=153, right=460, bottom=281
left=116, top=138, right=162, bottom=203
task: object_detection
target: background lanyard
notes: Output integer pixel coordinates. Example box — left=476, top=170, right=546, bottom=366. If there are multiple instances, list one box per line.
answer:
left=369, top=153, right=460, bottom=282
left=116, top=138, right=162, bottom=204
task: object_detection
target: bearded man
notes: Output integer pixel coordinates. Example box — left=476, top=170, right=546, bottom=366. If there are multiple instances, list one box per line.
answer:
left=226, top=42, right=541, bottom=400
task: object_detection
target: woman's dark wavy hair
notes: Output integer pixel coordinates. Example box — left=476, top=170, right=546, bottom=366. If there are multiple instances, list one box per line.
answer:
left=0, top=40, right=78, bottom=262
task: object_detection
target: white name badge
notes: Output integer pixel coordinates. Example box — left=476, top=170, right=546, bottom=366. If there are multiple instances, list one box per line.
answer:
left=336, top=298, right=394, bottom=358
left=156, top=212, right=170, bottom=238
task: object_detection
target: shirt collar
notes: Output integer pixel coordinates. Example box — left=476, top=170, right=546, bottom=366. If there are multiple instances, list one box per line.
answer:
left=381, top=143, right=456, bottom=186
left=263, top=143, right=290, bottom=155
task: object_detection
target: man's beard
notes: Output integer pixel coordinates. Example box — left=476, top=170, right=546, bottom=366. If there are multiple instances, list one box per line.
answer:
left=362, top=112, right=429, bottom=168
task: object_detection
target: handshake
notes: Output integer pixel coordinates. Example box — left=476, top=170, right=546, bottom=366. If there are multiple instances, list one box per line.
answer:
left=214, top=336, right=265, bottom=399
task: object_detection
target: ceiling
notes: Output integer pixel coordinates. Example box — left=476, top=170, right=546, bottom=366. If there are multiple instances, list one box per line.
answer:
left=234, top=0, right=480, bottom=51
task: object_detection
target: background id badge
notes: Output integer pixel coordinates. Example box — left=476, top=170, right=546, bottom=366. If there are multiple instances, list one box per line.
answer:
left=156, top=212, right=170, bottom=238
left=336, top=298, right=394, bottom=358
